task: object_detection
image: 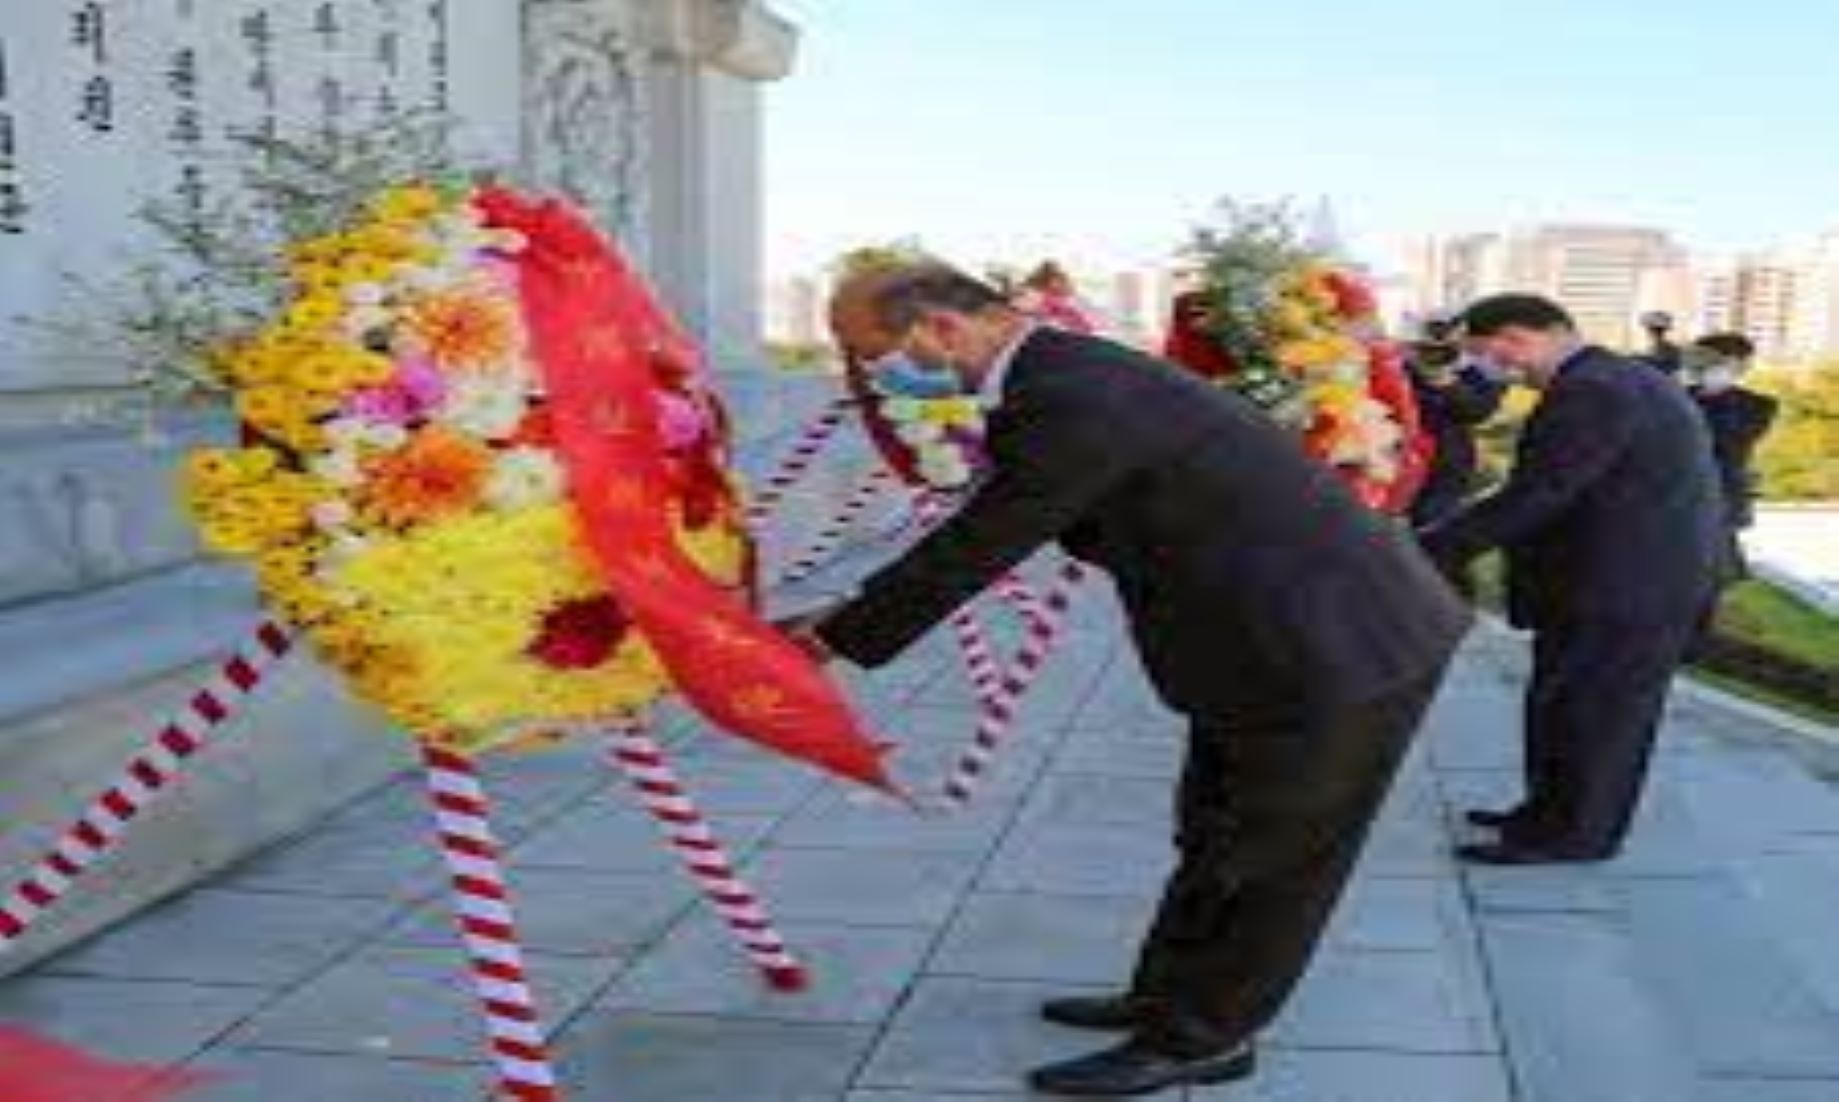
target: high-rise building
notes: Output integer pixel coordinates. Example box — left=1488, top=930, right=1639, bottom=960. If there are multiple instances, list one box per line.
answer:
left=1404, top=233, right=1506, bottom=317
left=1504, top=225, right=1687, bottom=346
left=1790, top=229, right=1839, bottom=361
left=1407, top=224, right=1685, bottom=346
left=764, top=274, right=827, bottom=346
left=1728, top=255, right=1802, bottom=359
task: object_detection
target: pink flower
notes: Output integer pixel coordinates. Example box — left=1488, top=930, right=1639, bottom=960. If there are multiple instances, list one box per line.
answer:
left=655, top=391, right=709, bottom=453
left=344, top=358, right=448, bottom=425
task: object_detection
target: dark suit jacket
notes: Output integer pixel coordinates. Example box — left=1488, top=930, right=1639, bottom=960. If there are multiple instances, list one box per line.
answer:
left=1409, top=362, right=1507, bottom=526
left=819, top=328, right=1473, bottom=716
left=1422, top=346, right=1724, bottom=631
left=1692, top=386, right=1779, bottom=530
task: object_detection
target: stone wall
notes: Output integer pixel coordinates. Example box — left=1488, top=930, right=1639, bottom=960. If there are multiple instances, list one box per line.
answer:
left=0, top=0, right=849, bottom=976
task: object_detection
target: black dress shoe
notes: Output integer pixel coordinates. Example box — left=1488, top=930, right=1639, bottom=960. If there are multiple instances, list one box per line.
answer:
left=1029, top=1040, right=1256, bottom=1096
left=1041, top=994, right=1146, bottom=1032
left=1457, top=841, right=1614, bottom=866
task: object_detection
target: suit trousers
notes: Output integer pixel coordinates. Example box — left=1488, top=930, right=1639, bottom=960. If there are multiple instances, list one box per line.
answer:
left=1127, top=674, right=1443, bottom=1054
left=1509, top=618, right=1695, bottom=854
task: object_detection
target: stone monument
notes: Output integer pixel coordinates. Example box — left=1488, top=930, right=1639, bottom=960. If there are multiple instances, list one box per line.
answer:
left=0, top=0, right=816, bottom=975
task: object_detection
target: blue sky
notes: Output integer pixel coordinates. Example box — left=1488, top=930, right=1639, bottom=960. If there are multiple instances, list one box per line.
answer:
left=764, top=0, right=1839, bottom=275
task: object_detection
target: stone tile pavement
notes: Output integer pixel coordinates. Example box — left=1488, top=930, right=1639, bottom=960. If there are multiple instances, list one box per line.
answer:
left=5, top=588, right=1839, bottom=1101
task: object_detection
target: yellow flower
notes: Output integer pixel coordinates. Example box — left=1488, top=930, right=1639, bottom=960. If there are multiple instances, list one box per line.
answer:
left=284, top=294, right=346, bottom=334
left=368, top=184, right=447, bottom=225
left=340, top=255, right=400, bottom=287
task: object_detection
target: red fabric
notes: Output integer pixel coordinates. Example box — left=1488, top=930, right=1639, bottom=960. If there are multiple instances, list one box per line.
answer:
left=1365, top=341, right=1434, bottom=514
left=0, top=1028, right=209, bottom=1101
left=478, top=189, right=892, bottom=791
left=1162, top=292, right=1235, bottom=379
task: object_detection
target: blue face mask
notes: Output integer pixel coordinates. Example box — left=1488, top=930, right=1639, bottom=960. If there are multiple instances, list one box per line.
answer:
left=866, top=351, right=962, bottom=399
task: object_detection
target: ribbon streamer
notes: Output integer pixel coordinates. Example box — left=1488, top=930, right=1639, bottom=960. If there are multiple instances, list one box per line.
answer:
left=480, top=190, right=893, bottom=793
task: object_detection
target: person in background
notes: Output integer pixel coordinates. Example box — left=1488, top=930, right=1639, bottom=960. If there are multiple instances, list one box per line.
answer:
left=1637, top=310, right=1684, bottom=375
left=1405, top=313, right=1508, bottom=528
left=1685, top=333, right=1781, bottom=576
left=1421, top=294, right=1724, bottom=865
left=1015, top=261, right=1104, bottom=335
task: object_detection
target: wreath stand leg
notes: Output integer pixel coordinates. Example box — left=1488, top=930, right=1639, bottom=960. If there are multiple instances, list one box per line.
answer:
left=745, top=396, right=855, bottom=530
left=604, top=719, right=808, bottom=991
left=0, top=621, right=295, bottom=949
left=776, top=468, right=894, bottom=586
left=941, top=561, right=1090, bottom=807
left=421, top=745, right=564, bottom=1101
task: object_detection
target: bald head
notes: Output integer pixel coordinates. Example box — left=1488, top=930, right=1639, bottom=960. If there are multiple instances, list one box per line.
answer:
left=829, top=268, right=908, bottom=364
left=830, top=262, right=1027, bottom=390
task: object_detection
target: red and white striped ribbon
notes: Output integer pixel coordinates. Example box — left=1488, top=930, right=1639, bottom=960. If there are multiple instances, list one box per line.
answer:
left=775, top=468, right=894, bottom=586
left=746, top=396, right=855, bottom=529
left=941, top=559, right=1089, bottom=806
left=604, top=720, right=808, bottom=991
left=995, top=573, right=1053, bottom=635
left=0, top=620, right=295, bottom=949
left=422, top=745, right=563, bottom=1102
left=948, top=604, right=1006, bottom=710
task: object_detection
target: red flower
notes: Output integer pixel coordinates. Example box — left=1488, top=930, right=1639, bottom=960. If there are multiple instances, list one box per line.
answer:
left=527, top=595, right=631, bottom=669
left=507, top=405, right=557, bottom=449
left=1324, top=271, right=1378, bottom=320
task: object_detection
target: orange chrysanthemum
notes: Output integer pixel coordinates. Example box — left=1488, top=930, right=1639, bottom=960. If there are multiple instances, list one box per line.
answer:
left=361, top=428, right=492, bottom=527
left=401, top=286, right=522, bottom=371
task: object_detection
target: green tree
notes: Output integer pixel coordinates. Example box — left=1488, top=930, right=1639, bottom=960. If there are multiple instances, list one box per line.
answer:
left=1754, top=363, right=1839, bottom=502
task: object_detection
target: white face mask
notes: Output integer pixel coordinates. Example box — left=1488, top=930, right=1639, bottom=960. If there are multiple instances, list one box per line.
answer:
left=1699, top=366, right=1740, bottom=393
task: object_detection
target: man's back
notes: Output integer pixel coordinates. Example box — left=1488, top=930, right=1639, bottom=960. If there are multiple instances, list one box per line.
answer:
left=1504, top=348, right=1724, bottom=627
left=1004, top=329, right=1471, bottom=712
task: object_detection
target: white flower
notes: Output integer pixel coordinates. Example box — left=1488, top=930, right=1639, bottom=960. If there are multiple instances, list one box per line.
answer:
left=882, top=397, right=923, bottom=423
left=310, top=449, right=365, bottom=488
left=325, top=417, right=409, bottom=452
left=343, top=305, right=396, bottom=340
left=436, top=374, right=528, bottom=439
left=345, top=283, right=388, bottom=307
left=485, top=448, right=565, bottom=511
left=488, top=228, right=529, bottom=255
left=918, top=453, right=973, bottom=488
left=310, top=500, right=356, bottom=532
left=320, top=533, right=374, bottom=571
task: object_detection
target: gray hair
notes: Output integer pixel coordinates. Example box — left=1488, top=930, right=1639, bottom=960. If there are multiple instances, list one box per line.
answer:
left=871, top=264, right=1011, bottom=331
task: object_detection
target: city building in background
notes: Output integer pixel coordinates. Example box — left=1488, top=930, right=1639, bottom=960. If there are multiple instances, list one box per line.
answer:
left=1405, top=222, right=1839, bottom=362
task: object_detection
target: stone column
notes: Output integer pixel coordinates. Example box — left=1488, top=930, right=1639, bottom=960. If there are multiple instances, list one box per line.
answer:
left=640, top=0, right=797, bottom=372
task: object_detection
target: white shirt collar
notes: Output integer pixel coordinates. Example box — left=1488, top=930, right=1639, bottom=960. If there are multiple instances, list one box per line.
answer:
left=979, top=322, right=1039, bottom=410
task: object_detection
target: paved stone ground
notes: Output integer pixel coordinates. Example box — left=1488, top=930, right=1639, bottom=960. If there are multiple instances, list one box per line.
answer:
left=5, top=580, right=1839, bottom=1101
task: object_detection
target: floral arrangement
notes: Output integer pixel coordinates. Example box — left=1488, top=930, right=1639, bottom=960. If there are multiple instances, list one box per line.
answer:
left=866, top=368, right=985, bottom=490
left=1169, top=201, right=1428, bottom=512
left=179, top=181, right=748, bottom=754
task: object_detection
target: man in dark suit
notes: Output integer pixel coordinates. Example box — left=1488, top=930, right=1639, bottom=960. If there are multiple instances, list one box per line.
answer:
left=1421, top=294, right=1724, bottom=865
left=790, top=264, right=1471, bottom=1096
left=1687, top=333, right=1780, bottom=575
left=1406, top=315, right=1508, bottom=528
